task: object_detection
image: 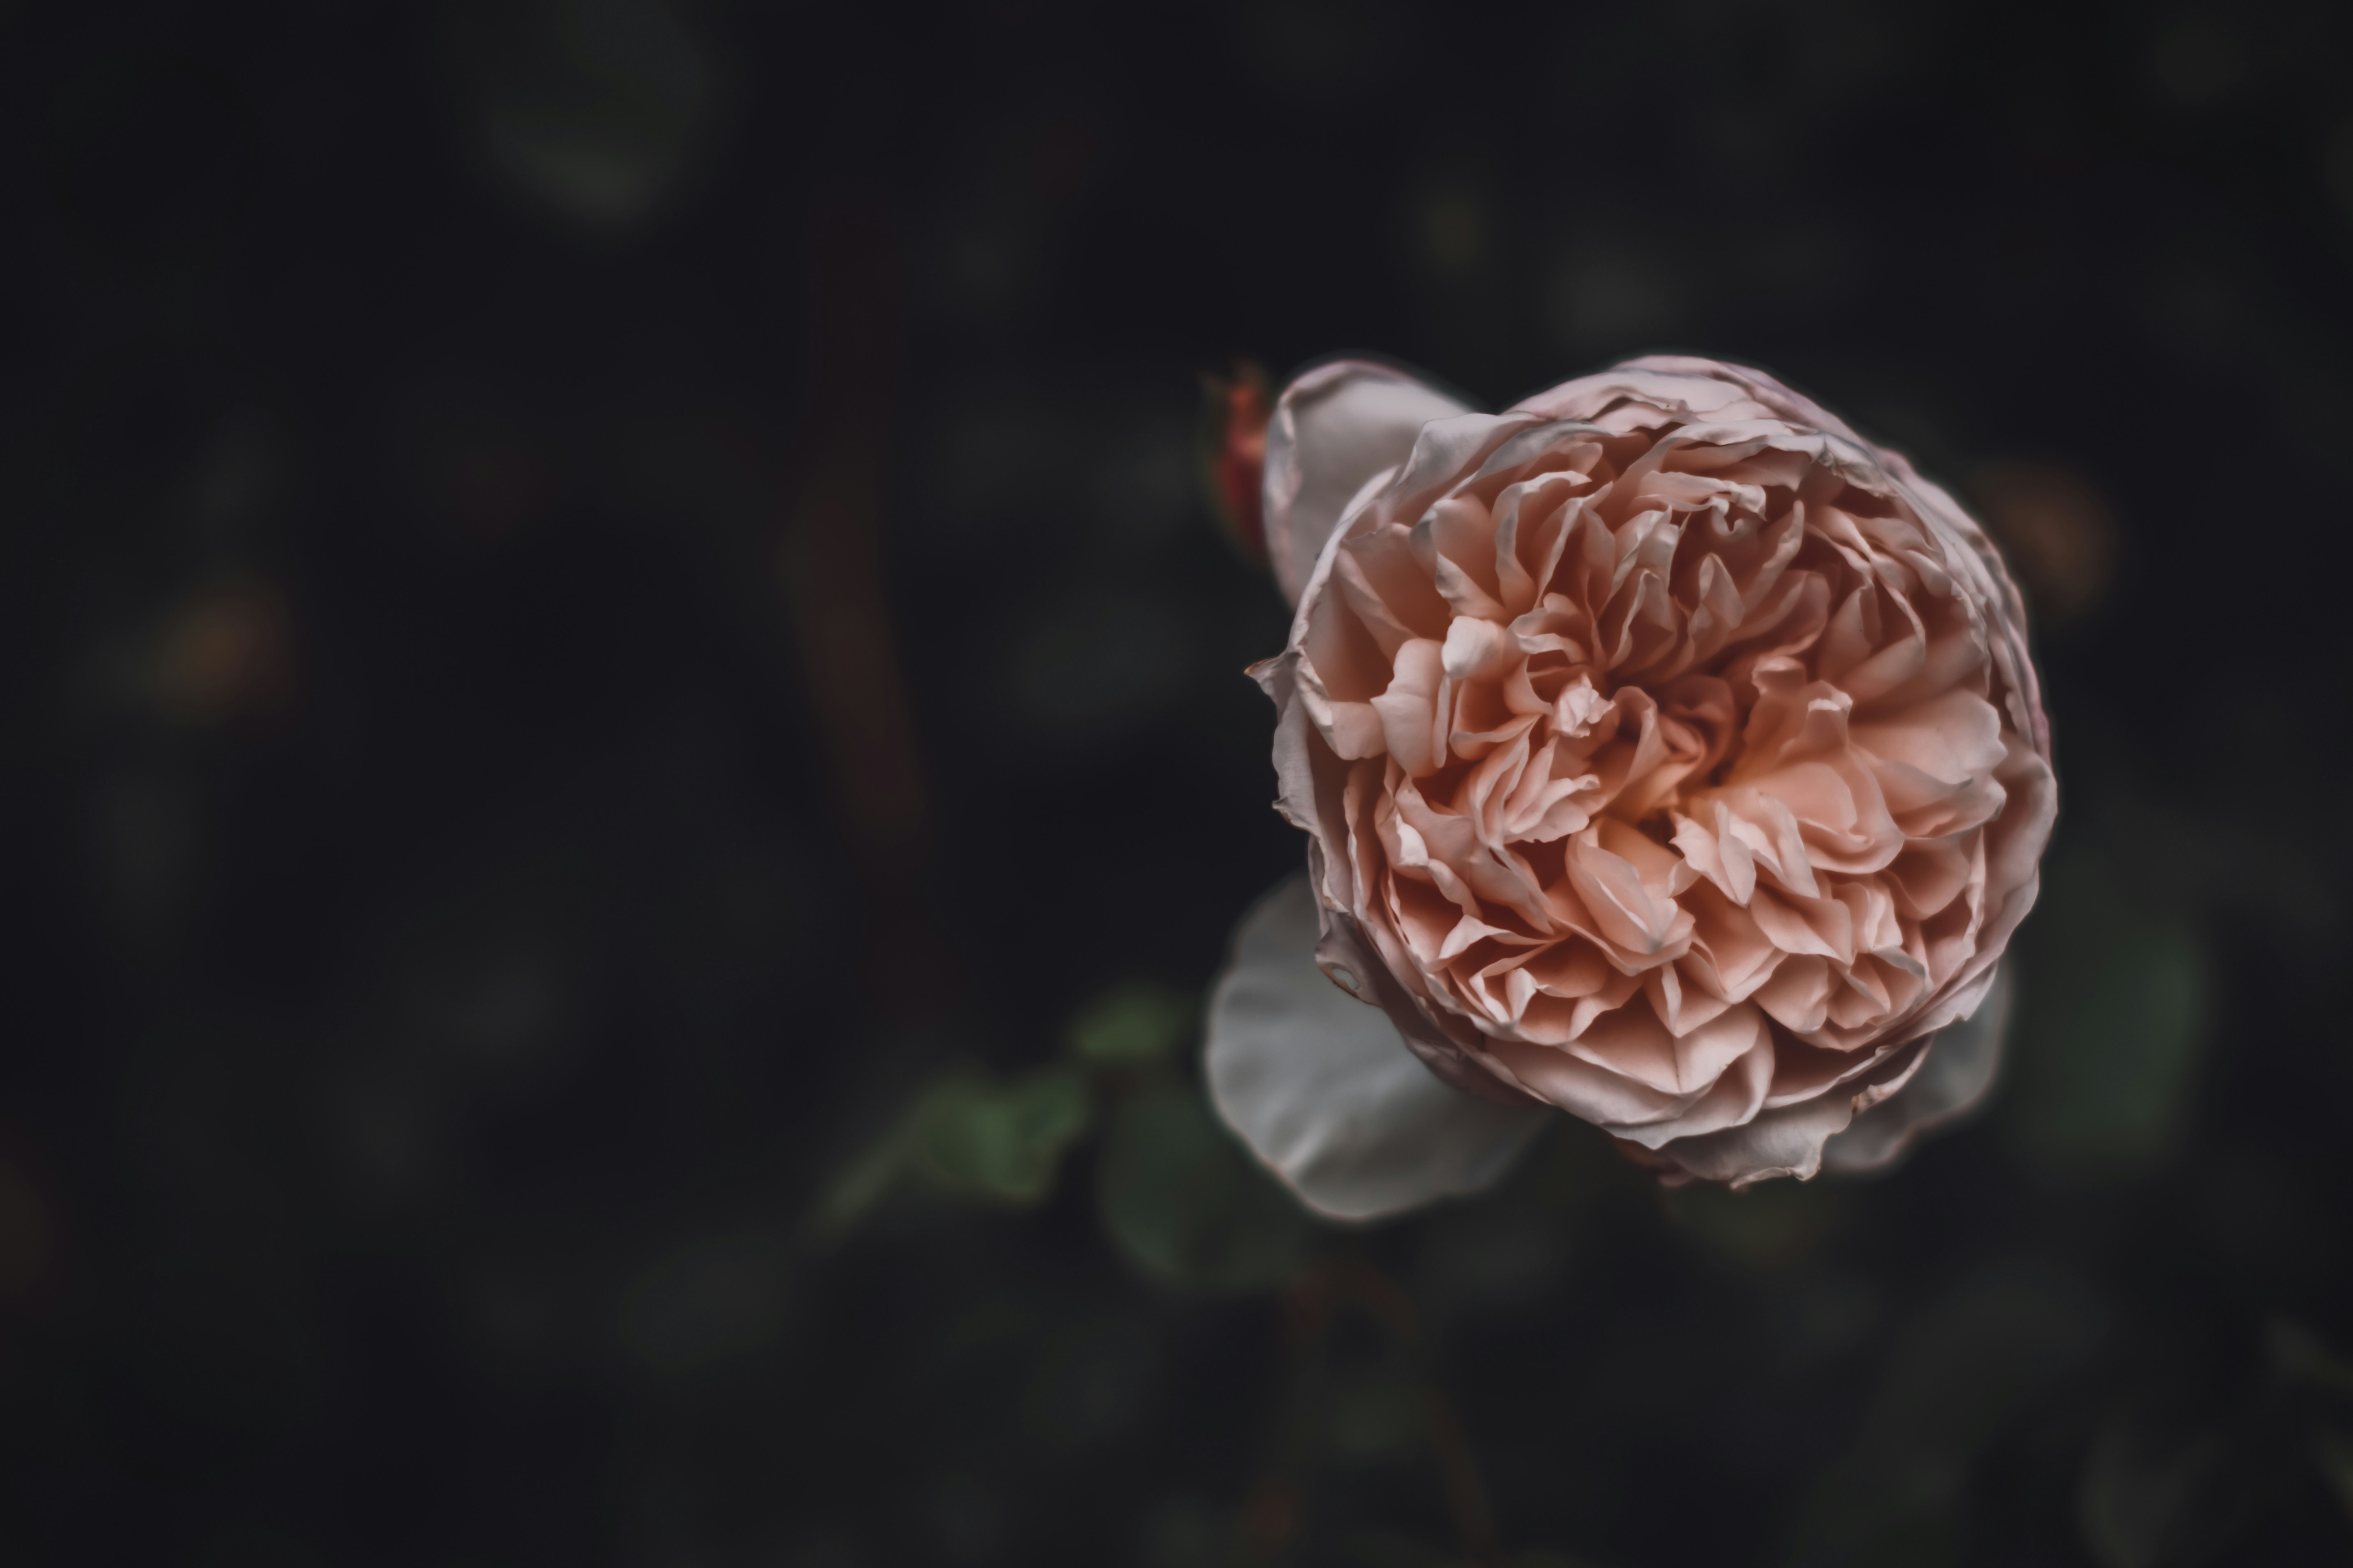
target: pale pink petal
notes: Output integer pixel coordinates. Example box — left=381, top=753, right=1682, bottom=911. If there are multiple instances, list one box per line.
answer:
left=1262, top=360, right=1473, bottom=608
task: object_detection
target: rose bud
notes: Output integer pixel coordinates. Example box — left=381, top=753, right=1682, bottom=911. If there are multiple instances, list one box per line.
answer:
left=1201, top=360, right=1274, bottom=565
left=1206, top=356, right=2054, bottom=1218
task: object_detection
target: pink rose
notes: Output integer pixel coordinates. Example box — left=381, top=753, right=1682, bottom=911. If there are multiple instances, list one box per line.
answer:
left=1207, top=356, right=2054, bottom=1217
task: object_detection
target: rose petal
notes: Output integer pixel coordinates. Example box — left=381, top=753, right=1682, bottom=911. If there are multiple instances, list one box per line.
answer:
left=1648, top=1037, right=1928, bottom=1187
left=1262, top=360, right=1473, bottom=608
left=1820, top=962, right=2011, bottom=1175
left=1205, top=872, right=1550, bottom=1221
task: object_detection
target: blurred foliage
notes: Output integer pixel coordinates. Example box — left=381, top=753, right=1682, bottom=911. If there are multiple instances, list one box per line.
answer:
left=444, top=0, right=724, bottom=233
left=7, top=0, right=2353, bottom=1564
left=2072, top=1318, right=2353, bottom=1568
left=1787, top=1263, right=2111, bottom=1567
left=1069, top=980, right=1196, bottom=1066
left=2079, top=1406, right=2270, bottom=1568
left=1098, top=1083, right=1309, bottom=1294
left=817, top=986, right=1307, bottom=1296
left=909, top=1066, right=1094, bottom=1207
left=810, top=1062, right=1092, bottom=1237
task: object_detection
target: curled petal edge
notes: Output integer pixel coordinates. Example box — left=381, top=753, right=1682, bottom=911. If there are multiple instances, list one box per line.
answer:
left=1261, top=359, right=1473, bottom=609
left=1643, top=961, right=2013, bottom=1187
left=1819, top=962, right=2012, bottom=1176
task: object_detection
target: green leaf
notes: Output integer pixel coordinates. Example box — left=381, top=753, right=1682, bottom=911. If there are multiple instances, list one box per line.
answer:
left=911, top=1066, right=1095, bottom=1207
left=1067, top=980, right=1194, bottom=1066
left=1097, top=1083, right=1309, bottom=1293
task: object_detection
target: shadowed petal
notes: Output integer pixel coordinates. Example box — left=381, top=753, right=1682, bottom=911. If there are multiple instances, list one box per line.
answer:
left=1206, top=873, right=1550, bottom=1221
left=1820, top=962, right=2011, bottom=1175
left=1649, top=1039, right=1926, bottom=1187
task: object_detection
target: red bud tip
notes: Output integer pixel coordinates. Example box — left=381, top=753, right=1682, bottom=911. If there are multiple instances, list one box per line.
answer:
left=1202, top=360, right=1272, bottom=565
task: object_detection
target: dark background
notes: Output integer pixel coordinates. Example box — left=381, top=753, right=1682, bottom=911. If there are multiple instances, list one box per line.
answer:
left=4, top=1, right=2353, bottom=1564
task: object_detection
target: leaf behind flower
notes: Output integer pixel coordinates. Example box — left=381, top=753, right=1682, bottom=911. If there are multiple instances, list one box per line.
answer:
left=910, top=1066, right=1095, bottom=1207
left=1098, top=1082, right=1310, bottom=1293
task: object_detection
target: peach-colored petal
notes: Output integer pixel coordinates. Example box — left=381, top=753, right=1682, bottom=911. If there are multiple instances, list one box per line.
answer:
left=1372, top=638, right=1449, bottom=778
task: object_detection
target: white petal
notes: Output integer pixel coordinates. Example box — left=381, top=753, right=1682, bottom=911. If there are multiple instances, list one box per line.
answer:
left=1205, top=872, right=1549, bottom=1221
left=1262, top=360, right=1473, bottom=608
left=1820, top=962, right=2012, bottom=1175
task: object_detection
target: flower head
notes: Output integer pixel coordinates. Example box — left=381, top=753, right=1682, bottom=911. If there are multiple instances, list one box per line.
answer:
left=1208, top=356, right=2054, bottom=1216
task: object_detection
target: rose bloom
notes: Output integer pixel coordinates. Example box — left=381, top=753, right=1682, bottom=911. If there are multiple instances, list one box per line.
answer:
left=1206, top=356, right=2054, bottom=1219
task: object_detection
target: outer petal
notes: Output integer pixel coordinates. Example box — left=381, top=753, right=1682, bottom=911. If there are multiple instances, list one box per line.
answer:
left=1820, top=962, right=2012, bottom=1175
left=1206, top=873, right=1550, bottom=1221
left=1262, top=359, right=1473, bottom=608
left=1647, top=1039, right=1928, bottom=1188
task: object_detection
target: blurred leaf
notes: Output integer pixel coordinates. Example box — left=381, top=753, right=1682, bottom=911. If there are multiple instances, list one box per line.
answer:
left=1098, top=1083, right=1309, bottom=1293
left=1067, top=980, right=1193, bottom=1066
left=910, top=1066, right=1094, bottom=1207
left=2267, top=1319, right=2353, bottom=1400
left=448, top=0, right=721, bottom=232
left=2079, top=1408, right=2271, bottom=1568
left=2312, top=1426, right=2353, bottom=1522
left=2002, top=850, right=2209, bottom=1183
left=808, top=1064, right=1094, bottom=1240
left=1786, top=1263, right=2108, bottom=1567
left=805, top=1111, right=914, bottom=1243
